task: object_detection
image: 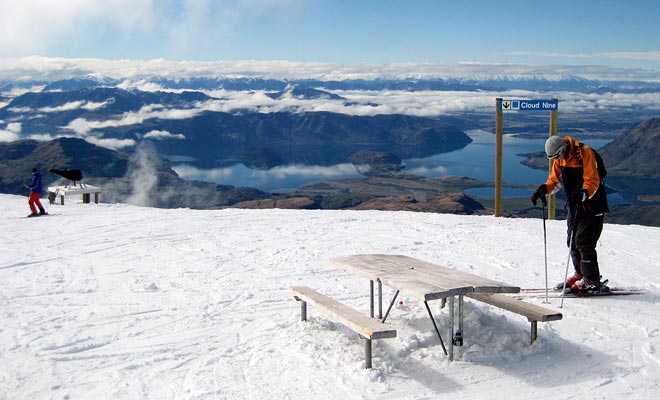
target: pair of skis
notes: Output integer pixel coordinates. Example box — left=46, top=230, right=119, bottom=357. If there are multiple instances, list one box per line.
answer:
left=516, top=282, right=644, bottom=299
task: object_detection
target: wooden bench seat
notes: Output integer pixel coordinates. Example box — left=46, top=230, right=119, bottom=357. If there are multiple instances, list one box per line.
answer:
left=467, top=293, right=563, bottom=343
left=290, top=286, right=396, bottom=368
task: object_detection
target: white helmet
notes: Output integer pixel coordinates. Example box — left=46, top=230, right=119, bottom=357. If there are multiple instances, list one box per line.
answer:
left=545, top=136, right=566, bottom=159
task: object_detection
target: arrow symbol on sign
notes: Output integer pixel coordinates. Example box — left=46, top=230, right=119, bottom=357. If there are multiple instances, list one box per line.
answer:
left=503, top=101, right=511, bottom=109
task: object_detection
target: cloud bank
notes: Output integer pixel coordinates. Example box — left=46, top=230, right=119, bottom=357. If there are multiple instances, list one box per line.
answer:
left=1, top=57, right=658, bottom=149
left=173, top=162, right=361, bottom=191
left=1, top=57, right=659, bottom=83
left=3, top=86, right=659, bottom=150
left=56, top=89, right=660, bottom=140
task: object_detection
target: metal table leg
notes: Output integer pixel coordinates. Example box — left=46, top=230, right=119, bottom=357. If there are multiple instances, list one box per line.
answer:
left=448, top=296, right=454, bottom=361
left=382, top=290, right=399, bottom=323
left=378, top=280, right=383, bottom=319
left=370, top=280, right=374, bottom=318
left=424, top=301, right=448, bottom=356
left=453, top=295, right=464, bottom=348
left=364, top=339, right=372, bottom=369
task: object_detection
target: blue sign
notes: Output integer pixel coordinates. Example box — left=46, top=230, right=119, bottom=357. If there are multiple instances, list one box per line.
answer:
left=501, top=99, right=558, bottom=111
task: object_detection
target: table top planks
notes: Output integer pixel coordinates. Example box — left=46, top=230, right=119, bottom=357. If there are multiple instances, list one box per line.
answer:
left=328, top=254, right=520, bottom=301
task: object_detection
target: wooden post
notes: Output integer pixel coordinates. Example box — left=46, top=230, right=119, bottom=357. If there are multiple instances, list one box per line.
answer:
left=495, top=98, right=504, bottom=217
left=548, top=98, right=559, bottom=220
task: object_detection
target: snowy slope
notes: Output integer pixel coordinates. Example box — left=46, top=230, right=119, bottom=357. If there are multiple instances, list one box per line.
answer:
left=1, top=194, right=659, bottom=399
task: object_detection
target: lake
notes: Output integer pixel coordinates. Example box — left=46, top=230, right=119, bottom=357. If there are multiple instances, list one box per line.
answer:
left=173, top=130, right=613, bottom=199
left=407, top=130, right=612, bottom=199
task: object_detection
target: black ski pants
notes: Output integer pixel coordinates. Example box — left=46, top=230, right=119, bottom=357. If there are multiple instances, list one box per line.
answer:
left=567, top=212, right=604, bottom=282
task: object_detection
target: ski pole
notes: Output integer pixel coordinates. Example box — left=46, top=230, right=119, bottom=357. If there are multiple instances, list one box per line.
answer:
left=541, top=195, right=549, bottom=303
left=559, top=231, right=573, bottom=308
left=560, top=208, right=579, bottom=308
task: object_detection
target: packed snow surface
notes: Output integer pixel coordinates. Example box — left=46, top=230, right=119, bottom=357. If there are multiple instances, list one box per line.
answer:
left=1, top=194, right=659, bottom=399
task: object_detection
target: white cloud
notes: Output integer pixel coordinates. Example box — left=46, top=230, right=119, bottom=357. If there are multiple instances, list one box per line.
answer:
left=86, top=137, right=136, bottom=150
left=1, top=85, right=45, bottom=98
left=83, top=100, right=113, bottom=110
left=266, top=163, right=359, bottom=179
left=0, top=122, right=22, bottom=142
left=406, top=165, right=450, bottom=176
left=173, top=164, right=237, bottom=181
left=173, top=162, right=360, bottom=183
left=64, top=103, right=204, bottom=135
left=0, top=0, right=157, bottom=56
left=31, top=99, right=111, bottom=113
left=7, top=107, right=33, bottom=113
left=117, top=79, right=167, bottom=92
left=27, top=133, right=58, bottom=141
left=0, top=1, right=302, bottom=61
left=504, top=51, right=593, bottom=60
left=600, top=51, right=660, bottom=61
left=509, top=50, right=660, bottom=63
left=164, top=0, right=301, bottom=53
left=143, top=130, right=185, bottom=140
left=1, top=57, right=659, bottom=83
left=40, top=101, right=85, bottom=113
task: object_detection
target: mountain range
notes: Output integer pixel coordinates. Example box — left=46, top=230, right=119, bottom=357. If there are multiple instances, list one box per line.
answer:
left=1, top=74, right=660, bottom=224
left=5, top=74, right=660, bottom=94
left=1, top=86, right=472, bottom=168
left=2, top=117, right=660, bottom=226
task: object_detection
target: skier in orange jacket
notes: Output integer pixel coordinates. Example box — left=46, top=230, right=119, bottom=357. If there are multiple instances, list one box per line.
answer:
left=531, top=135, right=608, bottom=293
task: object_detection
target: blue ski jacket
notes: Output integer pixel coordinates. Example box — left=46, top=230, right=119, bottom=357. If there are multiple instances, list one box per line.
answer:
left=29, top=171, right=43, bottom=194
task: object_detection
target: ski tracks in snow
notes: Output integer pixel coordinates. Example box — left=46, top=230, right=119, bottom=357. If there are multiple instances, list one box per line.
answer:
left=2, top=197, right=660, bottom=399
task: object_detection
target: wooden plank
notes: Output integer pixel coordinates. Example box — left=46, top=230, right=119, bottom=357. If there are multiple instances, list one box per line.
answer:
left=376, top=255, right=518, bottom=294
left=467, top=294, right=563, bottom=322
left=290, top=286, right=397, bottom=340
left=327, top=257, right=456, bottom=300
left=378, top=274, right=456, bottom=301
left=329, top=254, right=507, bottom=289
left=328, top=254, right=520, bottom=301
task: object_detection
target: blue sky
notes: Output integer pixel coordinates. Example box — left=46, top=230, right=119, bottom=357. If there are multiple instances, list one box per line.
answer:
left=0, top=0, right=659, bottom=69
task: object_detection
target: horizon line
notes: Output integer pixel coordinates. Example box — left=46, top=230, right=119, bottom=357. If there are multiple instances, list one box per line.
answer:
left=1, top=56, right=660, bottom=83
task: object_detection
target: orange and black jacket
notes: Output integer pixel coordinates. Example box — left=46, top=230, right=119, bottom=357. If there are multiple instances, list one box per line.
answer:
left=545, top=136, right=609, bottom=216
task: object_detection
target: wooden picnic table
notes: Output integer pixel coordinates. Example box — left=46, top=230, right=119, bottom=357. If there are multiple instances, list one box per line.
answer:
left=328, top=254, right=521, bottom=360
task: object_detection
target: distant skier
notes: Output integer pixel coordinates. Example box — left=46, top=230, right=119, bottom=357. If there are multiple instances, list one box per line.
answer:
left=26, top=167, right=47, bottom=217
left=531, top=135, right=608, bottom=293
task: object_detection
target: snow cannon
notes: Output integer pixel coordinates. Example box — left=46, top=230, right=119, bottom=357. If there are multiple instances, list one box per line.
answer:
left=50, top=168, right=84, bottom=187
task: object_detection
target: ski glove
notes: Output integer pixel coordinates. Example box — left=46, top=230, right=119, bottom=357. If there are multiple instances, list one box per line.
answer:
left=531, top=184, right=547, bottom=206
left=571, top=189, right=588, bottom=204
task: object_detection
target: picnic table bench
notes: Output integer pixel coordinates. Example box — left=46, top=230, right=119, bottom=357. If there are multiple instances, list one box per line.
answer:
left=327, top=254, right=562, bottom=360
left=467, top=293, right=563, bottom=343
left=290, top=286, right=397, bottom=368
